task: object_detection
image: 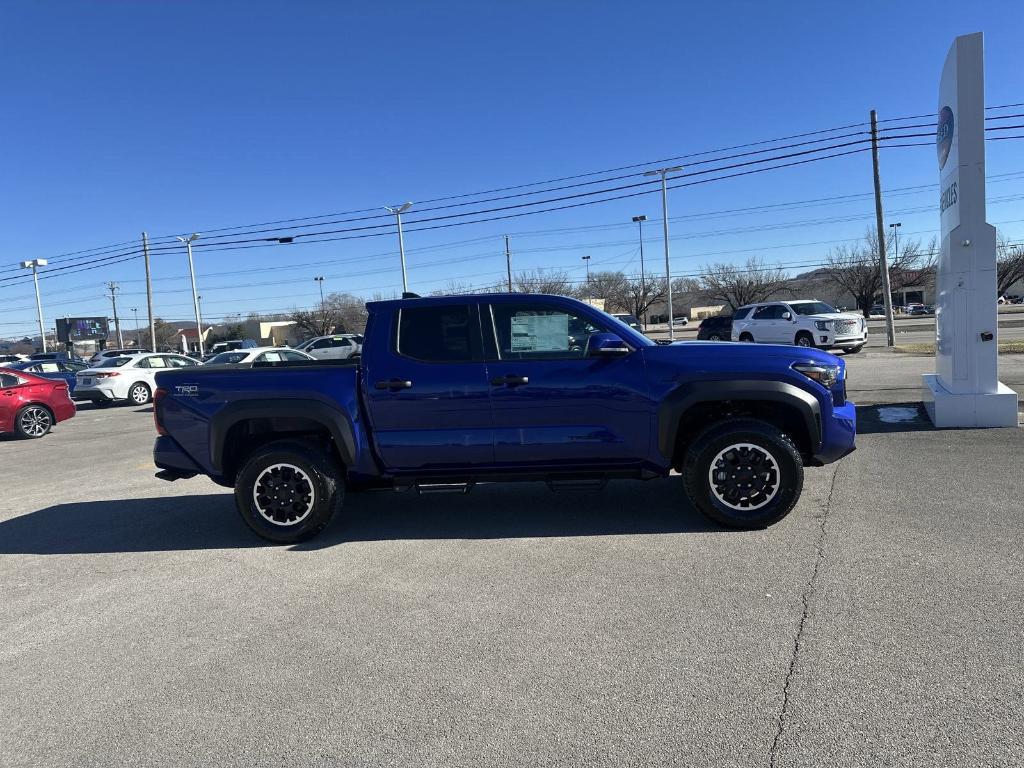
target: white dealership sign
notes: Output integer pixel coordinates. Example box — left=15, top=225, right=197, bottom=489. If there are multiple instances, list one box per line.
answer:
left=922, top=32, right=1018, bottom=427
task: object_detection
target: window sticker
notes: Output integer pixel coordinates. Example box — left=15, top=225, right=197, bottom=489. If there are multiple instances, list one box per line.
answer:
left=510, top=313, right=569, bottom=352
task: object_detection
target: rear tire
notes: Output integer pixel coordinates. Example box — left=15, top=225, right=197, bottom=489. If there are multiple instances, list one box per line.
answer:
left=682, top=418, right=804, bottom=529
left=15, top=404, right=53, bottom=438
left=708, top=333, right=722, bottom=341
left=234, top=440, right=344, bottom=544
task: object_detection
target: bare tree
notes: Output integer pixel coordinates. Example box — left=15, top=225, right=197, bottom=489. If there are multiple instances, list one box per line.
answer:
left=513, top=269, right=574, bottom=296
left=697, top=256, right=790, bottom=310
left=822, top=228, right=936, bottom=317
left=581, top=271, right=630, bottom=310
left=624, top=275, right=667, bottom=321
left=289, top=292, right=368, bottom=337
left=997, top=232, right=1024, bottom=297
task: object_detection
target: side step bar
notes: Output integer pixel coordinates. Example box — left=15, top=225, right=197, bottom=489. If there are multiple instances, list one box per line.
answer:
left=414, top=482, right=475, bottom=495
left=545, top=477, right=608, bottom=492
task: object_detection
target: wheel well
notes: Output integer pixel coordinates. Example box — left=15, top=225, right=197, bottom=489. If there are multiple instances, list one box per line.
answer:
left=795, top=330, right=814, bottom=341
left=220, top=416, right=344, bottom=484
left=672, top=399, right=813, bottom=468
left=20, top=402, right=54, bottom=417
left=739, top=332, right=753, bottom=341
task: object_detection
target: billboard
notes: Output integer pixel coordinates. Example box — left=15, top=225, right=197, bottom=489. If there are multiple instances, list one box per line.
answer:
left=56, top=317, right=109, bottom=343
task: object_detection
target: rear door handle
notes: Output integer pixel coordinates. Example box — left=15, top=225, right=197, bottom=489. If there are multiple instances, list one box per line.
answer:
left=375, top=378, right=412, bottom=391
left=490, top=374, right=529, bottom=387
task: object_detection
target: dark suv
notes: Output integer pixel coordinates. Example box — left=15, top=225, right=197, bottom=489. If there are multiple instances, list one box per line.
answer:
left=696, top=314, right=733, bottom=341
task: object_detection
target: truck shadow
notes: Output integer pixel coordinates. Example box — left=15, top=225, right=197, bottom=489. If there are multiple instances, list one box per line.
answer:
left=0, top=478, right=722, bottom=555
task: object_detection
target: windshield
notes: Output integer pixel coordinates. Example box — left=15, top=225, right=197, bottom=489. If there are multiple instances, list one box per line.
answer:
left=790, top=302, right=837, bottom=316
left=293, top=338, right=314, bottom=350
left=98, top=357, right=133, bottom=367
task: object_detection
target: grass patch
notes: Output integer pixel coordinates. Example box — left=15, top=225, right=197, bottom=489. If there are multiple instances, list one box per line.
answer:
left=892, top=341, right=1024, bottom=354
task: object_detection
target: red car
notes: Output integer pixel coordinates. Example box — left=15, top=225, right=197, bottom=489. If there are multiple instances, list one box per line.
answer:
left=0, top=367, right=76, bottom=438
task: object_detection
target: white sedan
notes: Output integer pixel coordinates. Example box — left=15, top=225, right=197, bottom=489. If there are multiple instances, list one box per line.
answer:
left=203, top=347, right=315, bottom=367
left=75, top=353, right=201, bottom=405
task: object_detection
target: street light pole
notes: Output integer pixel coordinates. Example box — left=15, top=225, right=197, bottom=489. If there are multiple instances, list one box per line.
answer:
left=889, top=221, right=902, bottom=310
left=582, top=255, right=592, bottom=299
left=20, top=259, right=48, bottom=352
left=314, top=276, right=325, bottom=306
left=632, top=215, right=648, bottom=327
left=132, top=308, right=140, bottom=348
left=643, top=165, right=684, bottom=341
left=384, top=202, right=413, bottom=293
left=176, top=234, right=204, bottom=356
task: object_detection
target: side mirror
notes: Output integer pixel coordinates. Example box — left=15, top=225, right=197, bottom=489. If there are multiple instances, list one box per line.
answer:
left=588, top=332, right=631, bottom=356
left=781, top=311, right=792, bottom=321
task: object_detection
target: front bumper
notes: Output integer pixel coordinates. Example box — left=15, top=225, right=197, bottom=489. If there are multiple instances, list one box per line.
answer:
left=817, top=331, right=868, bottom=349
left=812, top=400, right=857, bottom=464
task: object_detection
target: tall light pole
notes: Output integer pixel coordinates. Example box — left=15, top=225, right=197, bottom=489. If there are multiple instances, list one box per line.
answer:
left=632, top=215, right=648, bottom=327
left=105, top=281, right=124, bottom=348
left=314, top=276, right=326, bottom=306
left=132, top=308, right=140, bottom=348
left=20, top=259, right=48, bottom=352
left=581, top=255, right=592, bottom=299
left=176, top=234, right=204, bottom=356
left=889, top=221, right=902, bottom=308
left=384, top=202, right=413, bottom=293
left=644, top=165, right=684, bottom=340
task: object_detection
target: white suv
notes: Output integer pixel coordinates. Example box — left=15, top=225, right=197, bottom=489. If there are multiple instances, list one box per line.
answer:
left=294, top=334, right=362, bottom=360
left=731, top=300, right=867, bottom=353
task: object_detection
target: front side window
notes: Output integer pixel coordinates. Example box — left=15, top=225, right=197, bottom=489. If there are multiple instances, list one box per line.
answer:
left=168, top=356, right=197, bottom=367
left=753, top=305, right=784, bottom=320
left=396, top=304, right=475, bottom=363
left=489, top=303, right=612, bottom=360
left=283, top=351, right=311, bottom=361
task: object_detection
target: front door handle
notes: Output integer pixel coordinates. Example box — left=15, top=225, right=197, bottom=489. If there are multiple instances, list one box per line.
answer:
left=490, top=374, right=529, bottom=387
left=375, top=378, right=412, bottom=391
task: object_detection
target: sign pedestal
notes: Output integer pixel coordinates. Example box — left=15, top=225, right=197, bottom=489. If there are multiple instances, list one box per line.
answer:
left=922, top=32, right=1018, bottom=428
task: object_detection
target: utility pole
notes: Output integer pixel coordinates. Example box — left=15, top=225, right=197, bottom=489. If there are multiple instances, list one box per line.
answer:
left=504, top=235, right=513, bottom=292
left=644, top=165, right=684, bottom=341
left=632, top=215, right=648, bottom=327
left=384, top=202, right=413, bottom=293
left=20, top=259, right=48, bottom=352
left=142, top=232, right=156, bottom=350
left=105, top=282, right=124, bottom=348
left=870, top=110, right=896, bottom=346
left=176, top=234, right=204, bottom=356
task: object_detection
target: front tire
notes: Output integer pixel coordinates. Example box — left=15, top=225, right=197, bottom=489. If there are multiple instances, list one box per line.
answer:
left=128, top=382, right=152, bottom=405
left=795, top=332, right=815, bottom=348
left=15, top=405, right=53, bottom=438
left=234, top=440, right=344, bottom=543
left=738, top=332, right=754, bottom=343
left=682, top=419, right=804, bottom=529
left=844, top=345, right=863, bottom=354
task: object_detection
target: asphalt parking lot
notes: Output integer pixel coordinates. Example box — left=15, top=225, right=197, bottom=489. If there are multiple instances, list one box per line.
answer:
left=1, top=367, right=1022, bottom=768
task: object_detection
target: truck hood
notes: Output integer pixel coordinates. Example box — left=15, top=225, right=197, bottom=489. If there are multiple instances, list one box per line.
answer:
left=647, top=339, right=844, bottom=369
left=803, top=312, right=863, bottom=322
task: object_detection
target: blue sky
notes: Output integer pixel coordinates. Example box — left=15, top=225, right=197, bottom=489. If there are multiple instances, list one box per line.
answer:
left=2, top=0, right=1023, bottom=336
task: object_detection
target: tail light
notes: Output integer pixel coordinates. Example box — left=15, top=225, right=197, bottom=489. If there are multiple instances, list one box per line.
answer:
left=153, top=387, right=168, bottom=435
left=93, top=371, right=121, bottom=379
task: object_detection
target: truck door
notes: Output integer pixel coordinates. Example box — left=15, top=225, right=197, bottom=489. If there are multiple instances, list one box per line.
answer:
left=482, top=298, right=652, bottom=468
left=362, top=301, right=494, bottom=472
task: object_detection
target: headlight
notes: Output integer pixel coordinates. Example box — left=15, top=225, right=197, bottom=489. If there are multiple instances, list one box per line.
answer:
left=814, top=320, right=833, bottom=331
left=793, top=362, right=840, bottom=388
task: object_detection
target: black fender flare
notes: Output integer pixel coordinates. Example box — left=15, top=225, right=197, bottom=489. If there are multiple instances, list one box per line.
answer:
left=209, top=398, right=356, bottom=473
left=657, top=380, right=822, bottom=459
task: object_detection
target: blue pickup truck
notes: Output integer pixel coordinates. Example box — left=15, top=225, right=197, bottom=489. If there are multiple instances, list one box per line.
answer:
left=152, top=293, right=856, bottom=543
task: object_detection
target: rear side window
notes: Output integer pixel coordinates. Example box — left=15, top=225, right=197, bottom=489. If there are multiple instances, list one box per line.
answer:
left=0, top=373, right=20, bottom=388
left=753, top=305, right=784, bottom=320
left=733, top=307, right=753, bottom=320
left=396, top=305, right=476, bottom=362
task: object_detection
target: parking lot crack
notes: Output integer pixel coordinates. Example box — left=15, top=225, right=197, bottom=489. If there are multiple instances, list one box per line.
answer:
left=768, top=461, right=841, bottom=768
